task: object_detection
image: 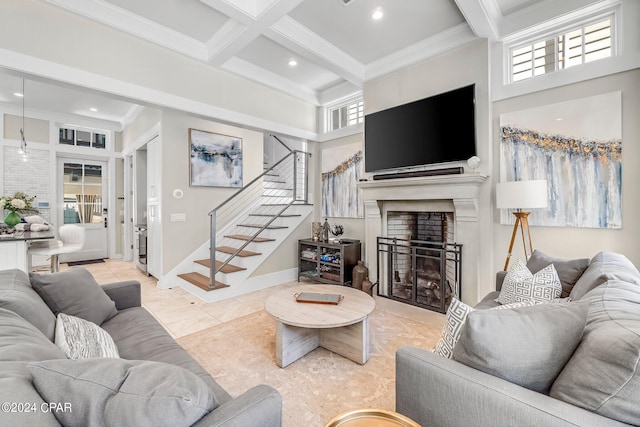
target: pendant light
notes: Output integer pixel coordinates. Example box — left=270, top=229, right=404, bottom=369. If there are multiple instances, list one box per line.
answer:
left=18, top=78, right=28, bottom=160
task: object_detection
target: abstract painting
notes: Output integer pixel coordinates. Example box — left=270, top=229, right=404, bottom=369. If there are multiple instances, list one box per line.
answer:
left=189, top=129, right=242, bottom=187
left=322, top=142, right=364, bottom=218
left=500, top=91, right=622, bottom=229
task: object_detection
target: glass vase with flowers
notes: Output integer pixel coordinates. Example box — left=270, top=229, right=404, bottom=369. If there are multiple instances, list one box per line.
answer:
left=1, top=192, right=39, bottom=227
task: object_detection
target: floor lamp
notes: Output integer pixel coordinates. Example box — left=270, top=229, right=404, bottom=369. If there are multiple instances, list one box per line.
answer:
left=496, top=180, right=548, bottom=271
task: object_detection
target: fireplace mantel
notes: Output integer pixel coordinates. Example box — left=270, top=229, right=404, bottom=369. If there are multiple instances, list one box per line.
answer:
left=357, top=173, right=489, bottom=305
left=357, top=174, right=488, bottom=199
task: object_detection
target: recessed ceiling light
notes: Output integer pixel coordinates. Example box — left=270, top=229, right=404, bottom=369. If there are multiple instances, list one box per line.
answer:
left=372, top=7, right=384, bottom=20
left=90, top=107, right=98, bottom=112
left=14, top=92, right=24, bottom=97
left=288, top=59, right=298, bottom=67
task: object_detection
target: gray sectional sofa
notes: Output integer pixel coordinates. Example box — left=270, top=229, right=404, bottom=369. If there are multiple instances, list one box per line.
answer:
left=396, top=251, right=640, bottom=427
left=0, top=268, right=281, bottom=427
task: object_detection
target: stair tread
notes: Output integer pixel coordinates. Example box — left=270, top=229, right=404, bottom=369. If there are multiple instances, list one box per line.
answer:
left=225, top=234, right=275, bottom=242
left=216, top=246, right=261, bottom=257
left=249, top=213, right=301, bottom=217
left=195, top=259, right=246, bottom=273
left=178, top=272, right=228, bottom=291
left=237, top=223, right=288, bottom=229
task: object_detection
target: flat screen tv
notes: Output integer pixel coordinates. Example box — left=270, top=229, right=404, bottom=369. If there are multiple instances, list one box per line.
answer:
left=364, top=84, right=476, bottom=173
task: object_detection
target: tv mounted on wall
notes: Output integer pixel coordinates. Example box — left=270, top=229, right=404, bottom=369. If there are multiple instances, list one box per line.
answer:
left=364, top=84, right=476, bottom=173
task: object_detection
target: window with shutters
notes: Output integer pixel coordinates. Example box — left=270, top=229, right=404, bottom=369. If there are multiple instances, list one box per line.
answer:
left=509, top=16, right=614, bottom=83
left=328, top=98, right=364, bottom=131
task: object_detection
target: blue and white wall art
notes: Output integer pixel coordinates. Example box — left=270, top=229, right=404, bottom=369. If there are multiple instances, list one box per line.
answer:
left=500, top=91, right=622, bottom=229
left=322, top=142, right=364, bottom=218
left=189, top=129, right=243, bottom=187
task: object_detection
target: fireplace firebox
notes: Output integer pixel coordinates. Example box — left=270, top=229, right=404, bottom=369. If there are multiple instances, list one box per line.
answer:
left=376, top=234, right=462, bottom=314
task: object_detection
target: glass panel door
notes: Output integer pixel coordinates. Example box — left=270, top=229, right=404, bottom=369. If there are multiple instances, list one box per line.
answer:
left=59, top=159, right=108, bottom=262
left=63, top=163, right=103, bottom=224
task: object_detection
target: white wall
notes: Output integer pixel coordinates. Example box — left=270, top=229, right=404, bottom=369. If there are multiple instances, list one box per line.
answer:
left=492, top=68, right=640, bottom=269
left=159, top=110, right=264, bottom=273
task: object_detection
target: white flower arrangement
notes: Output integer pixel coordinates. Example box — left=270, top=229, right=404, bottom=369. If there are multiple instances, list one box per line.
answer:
left=1, top=192, right=39, bottom=215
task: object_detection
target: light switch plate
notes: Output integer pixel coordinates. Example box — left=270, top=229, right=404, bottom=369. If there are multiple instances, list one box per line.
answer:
left=171, top=213, right=186, bottom=222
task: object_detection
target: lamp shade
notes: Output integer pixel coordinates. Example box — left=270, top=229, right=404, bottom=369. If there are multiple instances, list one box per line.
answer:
left=496, top=180, right=548, bottom=210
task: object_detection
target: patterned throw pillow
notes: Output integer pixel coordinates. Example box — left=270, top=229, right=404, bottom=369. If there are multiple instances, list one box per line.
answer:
left=55, top=313, right=119, bottom=360
left=433, top=298, right=537, bottom=358
left=434, top=298, right=473, bottom=358
left=497, top=258, right=562, bottom=305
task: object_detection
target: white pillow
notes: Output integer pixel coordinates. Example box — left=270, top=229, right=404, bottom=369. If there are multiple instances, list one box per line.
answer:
left=433, top=298, right=537, bottom=358
left=24, top=215, right=45, bottom=224
left=55, top=313, right=119, bottom=359
left=497, top=258, right=562, bottom=305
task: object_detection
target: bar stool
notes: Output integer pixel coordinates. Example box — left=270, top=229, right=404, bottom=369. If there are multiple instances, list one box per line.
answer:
left=28, top=224, right=86, bottom=272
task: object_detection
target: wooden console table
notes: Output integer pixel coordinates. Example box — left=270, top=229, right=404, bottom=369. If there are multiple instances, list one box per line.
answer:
left=298, top=239, right=361, bottom=286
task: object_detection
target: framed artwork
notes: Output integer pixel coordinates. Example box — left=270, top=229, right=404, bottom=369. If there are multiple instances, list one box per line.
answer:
left=189, top=129, right=243, bottom=187
left=499, top=91, right=622, bottom=229
left=321, top=142, right=364, bottom=218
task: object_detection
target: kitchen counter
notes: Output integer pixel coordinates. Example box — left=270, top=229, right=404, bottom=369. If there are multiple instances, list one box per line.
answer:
left=0, top=230, right=55, bottom=273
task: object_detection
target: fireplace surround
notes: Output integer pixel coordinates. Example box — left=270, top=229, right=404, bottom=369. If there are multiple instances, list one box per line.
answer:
left=357, top=174, right=489, bottom=305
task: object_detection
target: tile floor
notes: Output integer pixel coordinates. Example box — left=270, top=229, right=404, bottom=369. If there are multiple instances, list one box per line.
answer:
left=63, top=259, right=445, bottom=339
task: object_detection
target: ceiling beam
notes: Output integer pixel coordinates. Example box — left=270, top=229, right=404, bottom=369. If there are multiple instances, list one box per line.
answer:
left=222, top=57, right=320, bottom=104
left=266, top=16, right=364, bottom=87
left=454, top=0, right=501, bottom=39
left=45, top=0, right=208, bottom=60
left=201, top=0, right=306, bottom=66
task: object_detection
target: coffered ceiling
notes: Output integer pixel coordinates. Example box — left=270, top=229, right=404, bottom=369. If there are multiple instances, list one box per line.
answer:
left=1, top=0, right=603, bottom=127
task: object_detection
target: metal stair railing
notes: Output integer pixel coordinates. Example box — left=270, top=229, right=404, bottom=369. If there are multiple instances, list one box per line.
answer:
left=208, top=150, right=310, bottom=287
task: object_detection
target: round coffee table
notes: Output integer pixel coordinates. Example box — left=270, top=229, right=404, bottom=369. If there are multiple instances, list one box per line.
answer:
left=265, top=284, right=375, bottom=368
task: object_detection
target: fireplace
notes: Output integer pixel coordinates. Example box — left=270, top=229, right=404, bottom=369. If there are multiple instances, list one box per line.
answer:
left=378, top=211, right=461, bottom=313
left=357, top=174, right=489, bottom=306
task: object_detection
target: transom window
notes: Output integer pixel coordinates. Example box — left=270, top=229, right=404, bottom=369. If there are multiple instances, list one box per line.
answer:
left=59, top=126, right=107, bottom=149
left=510, top=16, right=613, bottom=83
left=328, top=98, right=364, bottom=131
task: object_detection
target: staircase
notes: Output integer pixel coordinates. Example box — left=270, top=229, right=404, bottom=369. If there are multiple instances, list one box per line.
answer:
left=176, top=148, right=311, bottom=295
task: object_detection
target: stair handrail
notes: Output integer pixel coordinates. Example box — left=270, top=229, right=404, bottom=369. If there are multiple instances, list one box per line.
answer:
left=270, top=134, right=292, bottom=152
left=213, top=200, right=296, bottom=278
left=208, top=149, right=310, bottom=287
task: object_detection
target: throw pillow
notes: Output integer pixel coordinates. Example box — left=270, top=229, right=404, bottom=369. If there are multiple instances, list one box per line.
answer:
left=569, top=251, right=640, bottom=301
left=433, top=298, right=537, bottom=358
left=0, top=308, right=65, bottom=362
left=497, top=258, right=562, bottom=305
left=433, top=298, right=473, bottom=358
left=550, top=280, right=640, bottom=425
left=28, top=358, right=218, bottom=427
left=452, top=300, right=589, bottom=394
left=526, top=250, right=589, bottom=298
left=30, top=268, right=117, bottom=325
left=55, top=313, right=119, bottom=359
left=0, top=269, right=57, bottom=341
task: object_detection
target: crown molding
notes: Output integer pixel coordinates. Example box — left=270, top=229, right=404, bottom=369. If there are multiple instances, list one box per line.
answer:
left=0, top=101, right=122, bottom=131
left=46, top=0, right=208, bottom=61
left=365, top=24, right=478, bottom=82
left=222, top=57, right=321, bottom=105
left=0, top=48, right=319, bottom=140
